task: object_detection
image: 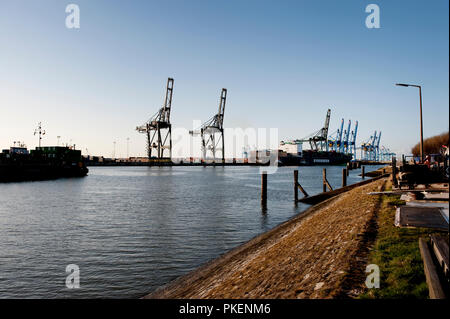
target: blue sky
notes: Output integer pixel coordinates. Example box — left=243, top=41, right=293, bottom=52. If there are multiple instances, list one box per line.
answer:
left=0, top=0, right=448, bottom=157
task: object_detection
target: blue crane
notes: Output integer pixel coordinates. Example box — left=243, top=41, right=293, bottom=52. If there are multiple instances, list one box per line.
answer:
left=342, top=120, right=351, bottom=153
left=327, top=119, right=345, bottom=152
left=349, top=121, right=358, bottom=160
left=375, top=131, right=382, bottom=161
left=361, top=130, right=377, bottom=160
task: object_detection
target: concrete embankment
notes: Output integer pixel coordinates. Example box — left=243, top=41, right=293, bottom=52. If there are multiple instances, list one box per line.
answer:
left=145, top=176, right=387, bottom=299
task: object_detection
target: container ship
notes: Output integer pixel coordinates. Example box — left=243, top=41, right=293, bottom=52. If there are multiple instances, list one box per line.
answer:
left=277, top=143, right=352, bottom=166
left=276, top=109, right=355, bottom=166
left=0, top=144, right=88, bottom=182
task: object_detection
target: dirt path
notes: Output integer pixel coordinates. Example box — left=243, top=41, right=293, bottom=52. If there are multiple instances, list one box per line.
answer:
left=145, top=178, right=386, bottom=299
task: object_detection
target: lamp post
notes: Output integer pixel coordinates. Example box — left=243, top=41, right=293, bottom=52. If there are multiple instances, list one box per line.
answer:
left=126, top=137, right=130, bottom=159
left=396, top=83, right=424, bottom=163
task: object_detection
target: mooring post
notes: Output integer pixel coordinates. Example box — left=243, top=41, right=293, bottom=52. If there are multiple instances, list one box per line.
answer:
left=342, top=168, right=347, bottom=187
left=361, top=166, right=365, bottom=179
left=392, top=157, right=397, bottom=187
left=322, top=168, right=327, bottom=193
left=294, top=170, right=309, bottom=199
left=261, top=171, right=267, bottom=206
left=346, top=163, right=350, bottom=176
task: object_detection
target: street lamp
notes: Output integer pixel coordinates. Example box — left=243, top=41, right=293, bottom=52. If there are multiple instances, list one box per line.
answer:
left=396, top=83, right=424, bottom=163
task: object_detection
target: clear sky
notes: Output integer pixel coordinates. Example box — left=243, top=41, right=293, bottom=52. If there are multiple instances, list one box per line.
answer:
left=0, top=0, right=448, bottom=158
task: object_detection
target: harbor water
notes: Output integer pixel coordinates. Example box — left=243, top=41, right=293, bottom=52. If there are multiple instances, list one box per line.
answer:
left=0, top=165, right=383, bottom=298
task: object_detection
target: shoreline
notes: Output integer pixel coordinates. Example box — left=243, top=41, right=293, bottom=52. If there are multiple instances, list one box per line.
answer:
left=145, top=175, right=387, bottom=299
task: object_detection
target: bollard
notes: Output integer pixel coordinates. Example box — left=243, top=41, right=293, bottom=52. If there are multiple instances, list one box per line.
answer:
left=322, top=168, right=327, bottom=193
left=342, top=168, right=347, bottom=187
left=347, top=164, right=350, bottom=176
left=362, top=166, right=365, bottom=179
left=261, top=171, right=267, bottom=206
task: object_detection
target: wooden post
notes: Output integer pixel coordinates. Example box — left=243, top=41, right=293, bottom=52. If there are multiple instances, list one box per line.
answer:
left=261, top=171, right=267, bottom=205
left=342, top=168, right=347, bottom=187
left=361, top=166, right=365, bottom=179
left=294, top=170, right=298, bottom=202
left=392, top=157, right=397, bottom=187
left=294, top=170, right=309, bottom=199
left=321, top=168, right=333, bottom=192
left=347, top=163, right=350, bottom=176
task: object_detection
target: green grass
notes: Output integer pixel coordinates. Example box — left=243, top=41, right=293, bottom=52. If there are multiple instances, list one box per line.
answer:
left=360, top=191, right=447, bottom=299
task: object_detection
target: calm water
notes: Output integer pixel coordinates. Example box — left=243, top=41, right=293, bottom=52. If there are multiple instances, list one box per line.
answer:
left=0, top=165, right=382, bottom=298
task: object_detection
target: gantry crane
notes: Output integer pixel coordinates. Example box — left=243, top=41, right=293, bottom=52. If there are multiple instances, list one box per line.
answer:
left=190, top=88, right=227, bottom=163
left=342, top=120, right=351, bottom=153
left=349, top=121, right=358, bottom=160
left=328, top=118, right=344, bottom=152
left=361, top=131, right=377, bottom=160
left=300, top=109, right=331, bottom=151
left=380, top=146, right=395, bottom=161
left=136, top=78, right=174, bottom=160
left=375, top=131, right=382, bottom=161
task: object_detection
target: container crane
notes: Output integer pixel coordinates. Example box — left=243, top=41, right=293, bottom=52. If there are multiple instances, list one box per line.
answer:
left=190, top=88, right=227, bottom=163
left=136, top=78, right=174, bottom=160
left=361, top=130, right=376, bottom=160
left=328, top=119, right=344, bottom=152
left=349, top=121, right=358, bottom=160
left=375, top=131, right=382, bottom=161
left=298, top=109, right=331, bottom=151
left=342, top=120, right=351, bottom=153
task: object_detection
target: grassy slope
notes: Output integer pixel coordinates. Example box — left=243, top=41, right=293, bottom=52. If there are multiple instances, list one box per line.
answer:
left=360, top=185, right=448, bottom=298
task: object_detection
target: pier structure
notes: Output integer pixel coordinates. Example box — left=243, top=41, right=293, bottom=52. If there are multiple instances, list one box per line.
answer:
left=190, top=88, right=227, bottom=163
left=136, top=78, right=174, bottom=162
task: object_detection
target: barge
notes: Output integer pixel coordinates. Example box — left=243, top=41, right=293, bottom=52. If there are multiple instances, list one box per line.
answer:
left=0, top=145, right=88, bottom=182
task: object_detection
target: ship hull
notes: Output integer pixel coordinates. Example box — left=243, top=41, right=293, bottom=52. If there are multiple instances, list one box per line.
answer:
left=278, top=151, right=352, bottom=166
left=0, top=164, right=88, bottom=182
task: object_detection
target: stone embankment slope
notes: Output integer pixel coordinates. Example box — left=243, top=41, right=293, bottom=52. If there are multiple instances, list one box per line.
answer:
left=146, top=178, right=386, bottom=299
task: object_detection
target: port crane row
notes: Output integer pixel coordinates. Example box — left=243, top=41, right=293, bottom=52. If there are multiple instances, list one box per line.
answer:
left=137, top=78, right=393, bottom=163
left=282, top=109, right=394, bottom=162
